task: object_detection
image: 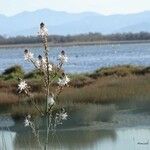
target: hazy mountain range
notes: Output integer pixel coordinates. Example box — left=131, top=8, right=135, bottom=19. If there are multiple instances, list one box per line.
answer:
left=0, top=9, right=150, bottom=36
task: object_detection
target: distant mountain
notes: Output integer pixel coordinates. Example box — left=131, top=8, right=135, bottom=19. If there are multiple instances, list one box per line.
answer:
left=0, top=9, right=150, bottom=36
left=118, top=22, right=150, bottom=33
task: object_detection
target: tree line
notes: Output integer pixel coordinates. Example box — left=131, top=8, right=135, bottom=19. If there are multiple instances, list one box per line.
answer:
left=0, top=32, right=150, bottom=45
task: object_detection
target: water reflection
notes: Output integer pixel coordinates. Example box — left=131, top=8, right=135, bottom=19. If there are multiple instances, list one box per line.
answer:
left=0, top=131, right=16, bottom=150
left=9, top=104, right=116, bottom=132
left=14, top=130, right=116, bottom=150
left=1, top=128, right=150, bottom=150
left=1, top=103, right=150, bottom=149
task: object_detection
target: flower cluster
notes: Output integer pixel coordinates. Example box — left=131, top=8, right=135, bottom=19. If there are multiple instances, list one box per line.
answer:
left=24, top=49, right=69, bottom=73
left=17, top=23, right=71, bottom=148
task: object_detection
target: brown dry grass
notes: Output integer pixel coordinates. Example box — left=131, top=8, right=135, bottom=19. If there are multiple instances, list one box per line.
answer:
left=0, top=80, right=19, bottom=105
left=58, top=74, right=150, bottom=104
left=0, top=65, right=150, bottom=114
left=0, top=72, right=150, bottom=106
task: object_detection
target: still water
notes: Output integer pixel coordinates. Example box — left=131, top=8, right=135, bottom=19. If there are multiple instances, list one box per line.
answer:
left=0, top=42, right=150, bottom=149
left=1, top=128, right=150, bottom=150
left=0, top=42, right=150, bottom=73
left=1, top=104, right=150, bottom=150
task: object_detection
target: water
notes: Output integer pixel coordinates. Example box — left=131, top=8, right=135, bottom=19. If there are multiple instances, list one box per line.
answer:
left=0, top=42, right=150, bottom=73
left=1, top=104, right=150, bottom=150
left=0, top=42, right=150, bottom=149
left=1, top=128, right=150, bottom=150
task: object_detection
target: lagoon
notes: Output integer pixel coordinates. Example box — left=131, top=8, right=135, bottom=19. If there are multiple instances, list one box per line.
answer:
left=0, top=42, right=150, bottom=73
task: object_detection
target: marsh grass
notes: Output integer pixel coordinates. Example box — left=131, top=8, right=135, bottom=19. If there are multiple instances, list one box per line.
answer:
left=69, top=74, right=94, bottom=87
left=58, top=74, right=150, bottom=104
left=0, top=65, right=150, bottom=116
left=89, top=65, right=149, bottom=78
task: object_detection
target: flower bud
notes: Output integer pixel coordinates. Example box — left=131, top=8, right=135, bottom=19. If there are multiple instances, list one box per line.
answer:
left=38, top=55, right=42, bottom=60
left=24, top=49, right=29, bottom=54
left=61, top=50, right=65, bottom=55
left=40, top=22, right=45, bottom=29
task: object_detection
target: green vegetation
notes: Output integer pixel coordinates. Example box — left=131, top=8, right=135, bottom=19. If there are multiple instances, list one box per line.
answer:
left=89, top=65, right=149, bottom=78
left=24, top=69, right=43, bottom=79
left=0, top=65, right=150, bottom=116
left=1, top=32, right=150, bottom=45
left=2, top=65, right=24, bottom=80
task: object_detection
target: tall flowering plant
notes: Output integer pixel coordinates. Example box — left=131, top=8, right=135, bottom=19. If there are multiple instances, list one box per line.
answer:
left=17, top=23, right=70, bottom=150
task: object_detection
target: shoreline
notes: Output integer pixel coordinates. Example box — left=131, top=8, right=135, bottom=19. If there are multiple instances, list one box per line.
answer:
left=0, top=40, right=150, bottom=48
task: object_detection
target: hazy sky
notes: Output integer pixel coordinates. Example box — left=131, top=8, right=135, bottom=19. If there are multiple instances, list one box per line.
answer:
left=0, top=0, right=150, bottom=16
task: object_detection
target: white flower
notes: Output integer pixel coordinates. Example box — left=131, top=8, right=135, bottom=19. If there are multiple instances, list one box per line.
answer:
left=27, top=114, right=31, bottom=119
left=38, top=26, right=48, bottom=37
left=35, top=58, right=44, bottom=69
left=24, top=51, right=34, bottom=61
left=41, top=57, right=46, bottom=64
left=35, top=57, right=45, bottom=69
left=36, top=58, right=52, bottom=71
left=18, top=80, right=28, bottom=92
left=60, top=112, right=68, bottom=120
left=24, top=118, right=30, bottom=127
left=48, top=64, right=53, bottom=71
left=41, top=58, right=52, bottom=71
left=58, top=75, right=70, bottom=86
left=58, top=54, right=68, bottom=63
left=35, top=59, right=41, bottom=69
left=48, top=95, right=55, bottom=106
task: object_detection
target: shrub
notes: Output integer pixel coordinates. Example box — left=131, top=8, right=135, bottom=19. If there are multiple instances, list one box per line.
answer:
left=89, top=65, right=144, bottom=78
left=2, top=65, right=24, bottom=80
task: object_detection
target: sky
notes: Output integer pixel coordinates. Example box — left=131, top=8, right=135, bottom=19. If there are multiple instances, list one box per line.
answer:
left=0, top=0, right=150, bottom=16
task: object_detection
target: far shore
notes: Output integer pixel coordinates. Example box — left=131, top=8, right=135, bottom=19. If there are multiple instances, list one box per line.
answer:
left=0, top=39, right=150, bottom=48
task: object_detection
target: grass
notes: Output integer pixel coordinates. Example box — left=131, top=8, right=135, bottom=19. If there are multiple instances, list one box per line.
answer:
left=69, top=74, right=94, bottom=87
left=0, top=65, right=150, bottom=116
left=59, top=75, right=150, bottom=104
left=89, top=65, right=149, bottom=78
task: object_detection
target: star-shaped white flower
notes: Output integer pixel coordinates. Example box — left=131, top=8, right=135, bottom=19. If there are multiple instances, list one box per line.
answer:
left=60, top=112, right=68, bottom=120
left=24, top=51, right=34, bottom=61
left=18, top=80, right=28, bottom=93
left=58, top=54, right=68, bottom=63
left=58, top=75, right=70, bottom=86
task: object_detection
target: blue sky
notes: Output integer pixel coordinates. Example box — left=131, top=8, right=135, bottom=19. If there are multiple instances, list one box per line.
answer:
left=0, top=0, right=150, bottom=16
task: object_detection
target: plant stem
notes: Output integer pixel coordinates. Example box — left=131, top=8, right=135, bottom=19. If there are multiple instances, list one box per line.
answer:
left=43, top=35, right=50, bottom=150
